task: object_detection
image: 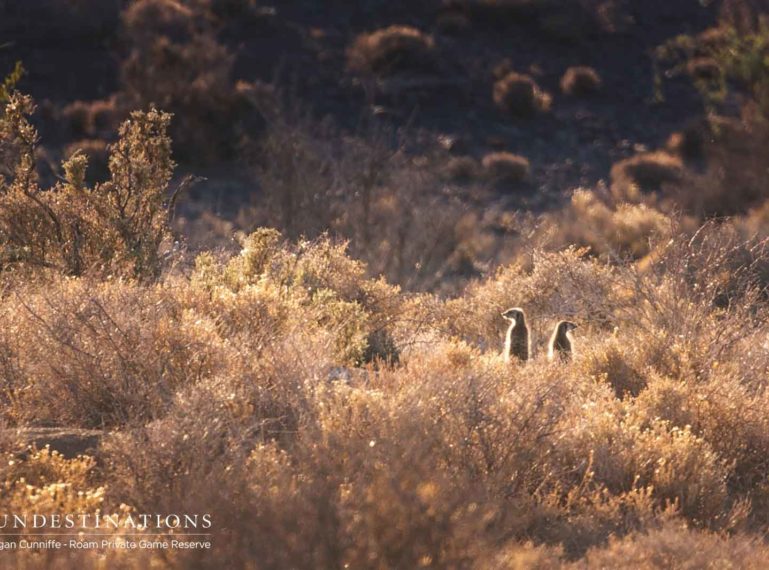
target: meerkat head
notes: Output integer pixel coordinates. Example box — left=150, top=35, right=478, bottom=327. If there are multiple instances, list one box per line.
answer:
left=501, top=307, right=525, bottom=326
left=558, top=321, right=578, bottom=334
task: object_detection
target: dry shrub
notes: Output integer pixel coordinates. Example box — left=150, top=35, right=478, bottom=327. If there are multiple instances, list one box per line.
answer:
left=491, top=58, right=518, bottom=81
left=60, top=96, right=122, bottom=140
left=654, top=21, right=769, bottom=217
left=0, top=446, right=102, bottom=514
left=737, top=197, right=769, bottom=237
left=554, top=409, right=729, bottom=522
left=193, top=228, right=403, bottom=365
left=0, top=62, right=24, bottom=106
left=104, top=374, right=274, bottom=513
left=615, top=118, right=769, bottom=219
left=250, top=111, right=343, bottom=238
left=0, top=447, right=150, bottom=567
left=580, top=521, right=769, bottom=568
left=248, top=110, right=509, bottom=291
left=60, top=100, right=91, bottom=139
left=436, top=247, right=620, bottom=351
left=561, top=65, right=602, bottom=96
left=120, top=0, right=262, bottom=162
left=105, top=407, right=284, bottom=568
left=655, top=26, right=730, bottom=105
left=0, top=447, right=155, bottom=568
left=63, top=138, right=110, bottom=183
left=610, top=151, right=683, bottom=201
left=493, top=72, right=552, bottom=117
left=482, top=541, right=563, bottom=569
left=0, top=226, right=402, bottom=427
left=613, top=225, right=769, bottom=381
left=309, top=378, right=497, bottom=567
left=665, top=125, right=705, bottom=162
left=445, top=155, right=480, bottom=182
left=720, top=0, right=769, bottom=32
left=669, top=113, right=769, bottom=216
left=634, top=374, right=769, bottom=521
left=539, top=189, right=674, bottom=260
left=686, top=57, right=722, bottom=82
left=347, top=26, right=437, bottom=76
left=0, top=94, right=177, bottom=281
left=482, top=151, right=530, bottom=185
left=369, top=352, right=666, bottom=558
left=0, top=280, right=212, bottom=428
left=698, top=26, right=731, bottom=52
left=577, top=335, right=652, bottom=397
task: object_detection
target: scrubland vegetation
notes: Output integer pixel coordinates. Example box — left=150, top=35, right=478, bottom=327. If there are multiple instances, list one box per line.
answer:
left=4, top=86, right=769, bottom=567
left=5, top=0, right=769, bottom=568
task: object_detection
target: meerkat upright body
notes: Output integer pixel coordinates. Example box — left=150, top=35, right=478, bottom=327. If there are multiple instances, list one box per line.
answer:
left=548, top=321, right=577, bottom=362
left=501, top=308, right=530, bottom=363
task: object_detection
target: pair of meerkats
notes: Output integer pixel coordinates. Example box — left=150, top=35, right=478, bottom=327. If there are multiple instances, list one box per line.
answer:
left=501, top=307, right=577, bottom=363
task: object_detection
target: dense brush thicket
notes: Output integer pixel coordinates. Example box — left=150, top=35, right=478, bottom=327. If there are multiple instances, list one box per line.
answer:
left=0, top=93, right=176, bottom=280
left=4, top=88, right=769, bottom=567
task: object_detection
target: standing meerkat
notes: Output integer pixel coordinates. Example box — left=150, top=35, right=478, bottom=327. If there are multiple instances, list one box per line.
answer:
left=501, top=307, right=530, bottom=363
left=548, top=321, right=578, bottom=362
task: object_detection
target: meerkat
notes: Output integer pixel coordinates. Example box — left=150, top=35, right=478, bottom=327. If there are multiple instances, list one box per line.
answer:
left=501, top=307, right=530, bottom=363
left=548, top=321, right=578, bottom=362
